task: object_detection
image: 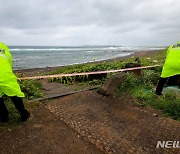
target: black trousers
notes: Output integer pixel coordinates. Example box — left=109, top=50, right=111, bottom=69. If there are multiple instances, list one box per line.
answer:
left=156, top=75, right=180, bottom=95
left=156, top=78, right=168, bottom=95
left=0, top=96, right=29, bottom=121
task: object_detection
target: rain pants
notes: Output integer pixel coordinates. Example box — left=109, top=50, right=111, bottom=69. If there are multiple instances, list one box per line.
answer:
left=161, top=43, right=180, bottom=78
left=0, top=42, right=24, bottom=98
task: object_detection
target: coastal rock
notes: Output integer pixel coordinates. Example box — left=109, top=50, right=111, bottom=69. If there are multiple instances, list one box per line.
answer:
left=124, top=63, right=143, bottom=76
left=98, top=72, right=127, bottom=96
left=88, top=73, right=107, bottom=81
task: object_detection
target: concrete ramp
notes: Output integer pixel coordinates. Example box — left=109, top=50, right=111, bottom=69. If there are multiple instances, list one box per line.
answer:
left=46, top=91, right=180, bottom=154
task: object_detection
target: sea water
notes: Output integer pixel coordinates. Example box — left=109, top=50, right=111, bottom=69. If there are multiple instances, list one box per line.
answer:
left=9, top=45, right=165, bottom=70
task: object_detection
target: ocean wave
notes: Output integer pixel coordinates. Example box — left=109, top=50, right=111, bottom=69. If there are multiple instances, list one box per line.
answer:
left=10, top=48, right=70, bottom=51
left=104, top=47, right=118, bottom=50
left=10, top=45, right=165, bottom=70
left=10, top=47, right=108, bottom=51
left=13, top=59, right=21, bottom=61
left=86, top=50, right=94, bottom=53
left=10, top=46, right=165, bottom=52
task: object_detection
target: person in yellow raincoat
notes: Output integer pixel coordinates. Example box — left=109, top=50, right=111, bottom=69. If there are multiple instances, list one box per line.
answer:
left=156, top=41, right=180, bottom=95
left=0, top=42, right=30, bottom=122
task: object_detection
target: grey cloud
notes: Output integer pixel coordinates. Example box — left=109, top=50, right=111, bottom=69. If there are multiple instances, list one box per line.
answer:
left=0, top=0, right=180, bottom=46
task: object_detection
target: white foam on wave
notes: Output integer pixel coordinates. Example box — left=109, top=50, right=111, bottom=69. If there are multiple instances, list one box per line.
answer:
left=10, top=47, right=105, bottom=51
left=11, top=48, right=65, bottom=51
left=105, top=47, right=118, bottom=50
left=10, top=46, right=123, bottom=52
left=13, top=58, right=21, bottom=61
left=10, top=46, right=165, bottom=52
left=86, top=50, right=94, bottom=53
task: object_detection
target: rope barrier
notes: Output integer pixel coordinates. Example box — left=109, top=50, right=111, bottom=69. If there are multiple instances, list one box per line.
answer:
left=18, top=65, right=161, bottom=80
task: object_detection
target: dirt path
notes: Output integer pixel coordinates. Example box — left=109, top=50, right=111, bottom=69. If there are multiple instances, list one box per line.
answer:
left=0, top=104, right=103, bottom=154
left=45, top=90, right=180, bottom=154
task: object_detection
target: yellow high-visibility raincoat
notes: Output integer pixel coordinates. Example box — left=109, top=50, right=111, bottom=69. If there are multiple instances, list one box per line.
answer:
left=161, top=41, right=180, bottom=78
left=0, top=42, right=24, bottom=98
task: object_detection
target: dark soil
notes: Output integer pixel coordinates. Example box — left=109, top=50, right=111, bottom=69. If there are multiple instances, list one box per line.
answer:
left=0, top=104, right=103, bottom=154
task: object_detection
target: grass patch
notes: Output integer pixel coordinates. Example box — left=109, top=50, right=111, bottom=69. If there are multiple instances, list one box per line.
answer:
left=19, top=80, right=43, bottom=100
left=117, top=71, right=180, bottom=120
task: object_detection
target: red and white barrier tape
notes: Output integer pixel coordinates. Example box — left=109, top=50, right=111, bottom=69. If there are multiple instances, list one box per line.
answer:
left=18, top=65, right=161, bottom=80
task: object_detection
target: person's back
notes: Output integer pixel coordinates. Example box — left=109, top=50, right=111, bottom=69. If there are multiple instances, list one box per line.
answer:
left=0, top=42, right=13, bottom=80
left=161, top=45, right=180, bottom=78
left=0, top=52, right=14, bottom=80
left=156, top=41, right=180, bottom=95
left=0, top=42, right=30, bottom=122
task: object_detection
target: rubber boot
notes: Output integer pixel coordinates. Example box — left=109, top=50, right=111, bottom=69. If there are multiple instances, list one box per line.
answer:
left=0, top=97, right=9, bottom=123
left=10, top=96, right=30, bottom=122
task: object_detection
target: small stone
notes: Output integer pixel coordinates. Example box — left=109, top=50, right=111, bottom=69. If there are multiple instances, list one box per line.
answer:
left=88, top=135, right=92, bottom=139
left=82, top=131, right=85, bottom=135
left=153, top=114, right=158, bottom=117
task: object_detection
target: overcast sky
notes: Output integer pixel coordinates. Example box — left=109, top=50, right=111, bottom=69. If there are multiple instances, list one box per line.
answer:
left=0, top=0, right=180, bottom=46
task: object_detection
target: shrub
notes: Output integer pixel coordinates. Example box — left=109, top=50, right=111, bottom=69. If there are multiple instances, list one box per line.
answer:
left=19, top=80, right=43, bottom=100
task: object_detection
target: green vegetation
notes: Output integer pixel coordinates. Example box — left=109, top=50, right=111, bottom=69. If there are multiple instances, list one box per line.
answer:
left=47, top=50, right=166, bottom=85
left=15, top=73, right=43, bottom=100
left=19, top=80, right=43, bottom=100
left=117, top=71, right=180, bottom=120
